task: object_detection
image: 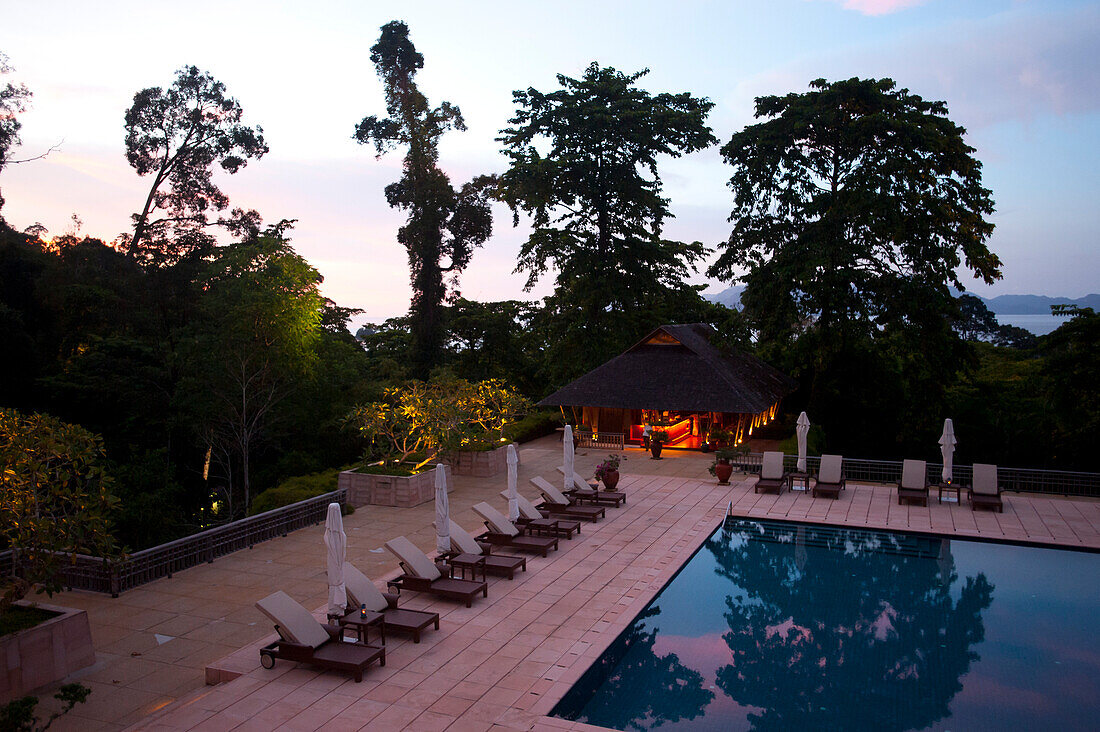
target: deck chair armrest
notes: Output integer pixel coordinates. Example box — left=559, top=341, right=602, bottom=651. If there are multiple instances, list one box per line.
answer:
left=382, top=592, right=400, bottom=610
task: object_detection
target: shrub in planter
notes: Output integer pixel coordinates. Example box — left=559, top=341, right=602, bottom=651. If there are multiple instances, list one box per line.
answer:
left=249, top=469, right=341, bottom=515
left=0, top=409, right=121, bottom=615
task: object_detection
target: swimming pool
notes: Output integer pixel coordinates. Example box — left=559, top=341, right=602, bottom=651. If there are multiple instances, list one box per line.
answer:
left=553, top=518, right=1100, bottom=731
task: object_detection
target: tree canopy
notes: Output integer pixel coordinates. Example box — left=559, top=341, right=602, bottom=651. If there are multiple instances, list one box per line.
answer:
left=498, top=63, right=717, bottom=379
left=0, top=52, right=32, bottom=215
left=710, top=77, right=999, bottom=340
left=123, top=65, right=268, bottom=263
left=354, top=20, right=494, bottom=378
left=709, top=77, right=1001, bottom=452
left=1, top=409, right=121, bottom=613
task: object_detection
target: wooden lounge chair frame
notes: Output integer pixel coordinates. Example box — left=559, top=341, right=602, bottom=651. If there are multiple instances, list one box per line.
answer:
left=256, top=590, right=384, bottom=682
left=556, top=467, right=626, bottom=506
left=342, top=562, right=440, bottom=642
left=813, top=454, right=846, bottom=499
left=471, top=502, right=559, bottom=557
left=969, top=463, right=1004, bottom=513
left=755, top=451, right=789, bottom=494
left=896, top=459, right=931, bottom=506
left=438, top=520, right=528, bottom=579
left=499, top=490, right=581, bottom=538
left=384, top=537, right=488, bottom=607
left=530, top=476, right=606, bottom=522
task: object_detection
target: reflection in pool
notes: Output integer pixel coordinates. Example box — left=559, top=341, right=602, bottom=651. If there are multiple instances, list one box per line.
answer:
left=552, top=518, right=1100, bottom=731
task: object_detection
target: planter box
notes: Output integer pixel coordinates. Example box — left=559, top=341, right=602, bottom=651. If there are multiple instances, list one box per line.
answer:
left=339, top=464, right=452, bottom=508
left=1, top=601, right=94, bottom=702
left=446, top=443, right=516, bottom=478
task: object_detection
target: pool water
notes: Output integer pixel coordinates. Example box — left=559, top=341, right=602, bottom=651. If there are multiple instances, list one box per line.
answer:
left=553, top=518, right=1100, bottom=731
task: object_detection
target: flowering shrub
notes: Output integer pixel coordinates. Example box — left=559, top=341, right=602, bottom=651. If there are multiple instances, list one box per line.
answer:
left=594, top=453, right=623, bottom=483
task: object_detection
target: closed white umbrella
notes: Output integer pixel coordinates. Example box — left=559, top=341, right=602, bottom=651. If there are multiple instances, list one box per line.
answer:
left=563, top=424, right=575, bottom=496
left=796, top=411, right=811, bottom=473
left=434, top=465, right=450, bottom=555
left=939, top=418, right=957, bottom=484
left=323, top=503, right=347, bottom=618
left=506, top=443, right=520, bottom=522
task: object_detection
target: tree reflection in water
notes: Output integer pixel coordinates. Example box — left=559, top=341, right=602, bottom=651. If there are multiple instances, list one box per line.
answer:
left=554, top=605, right=714, bottom=731
left=708, top=520, right=994, bottom=731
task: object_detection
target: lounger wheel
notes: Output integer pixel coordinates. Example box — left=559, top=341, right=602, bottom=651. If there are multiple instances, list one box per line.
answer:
left=260, top=651, right=275, bottom=669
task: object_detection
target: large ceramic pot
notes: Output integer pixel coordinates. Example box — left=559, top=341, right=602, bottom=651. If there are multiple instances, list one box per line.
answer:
left=650, top=443, right=663, bottom=460
left=715, top=460, right=733, bottom=485
left=601, top=470, right=620, bottom=491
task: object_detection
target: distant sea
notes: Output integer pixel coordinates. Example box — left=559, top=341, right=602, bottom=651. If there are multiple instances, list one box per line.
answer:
left=995, top=313, right=1063, bottom=336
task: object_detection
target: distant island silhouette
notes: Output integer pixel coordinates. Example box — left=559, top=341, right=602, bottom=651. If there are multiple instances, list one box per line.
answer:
left=705, top=286, right=1100, bottom=315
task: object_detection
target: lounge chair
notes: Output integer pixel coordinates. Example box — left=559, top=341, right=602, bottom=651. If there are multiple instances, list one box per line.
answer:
left=556, top=466, right=626, bottom=506
left=255, top=590, right=384, bottom=682
left=896, top=459, right=931, bottom=506
left=813, top=454, right=846, bottom=499
left=342, top=562, right=440, bottom=642
left=969, top=463, right=1003, bottom=512
left=470, top=502, right=559, bottom=557
left=384, top=536, right=488, bottom=607
left=530, top=476, right=606, bottom=522
left=754, top=451, right=789, bottom=494
left=440, top=520, right=528, bottom=579
left=498, top=490, right=581, bottom=538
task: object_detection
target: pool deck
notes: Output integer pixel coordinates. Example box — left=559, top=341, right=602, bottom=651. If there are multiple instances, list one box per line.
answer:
left=31, top=437, right=1100, bottom=731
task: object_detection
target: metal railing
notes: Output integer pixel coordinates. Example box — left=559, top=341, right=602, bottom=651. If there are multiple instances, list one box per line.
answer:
left=731, top=453, right=1100, bottom=498
left=575, top=431, right=625, bottom=451
left=0, top=489, right=345, bottom=597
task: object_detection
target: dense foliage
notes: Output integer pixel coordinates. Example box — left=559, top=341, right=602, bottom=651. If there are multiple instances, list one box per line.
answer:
left=0, top=223, right=368, bottom=549
left=0, top=409, right=121, bottom=613
left=346, top=378, right=530, bottom=472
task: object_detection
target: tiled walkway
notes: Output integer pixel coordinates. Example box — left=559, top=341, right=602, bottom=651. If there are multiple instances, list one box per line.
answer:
left=31, top=439, right=1100, bottom=731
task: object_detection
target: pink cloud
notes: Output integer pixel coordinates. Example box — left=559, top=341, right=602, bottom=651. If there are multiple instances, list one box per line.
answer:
left=817, top=0, right=930, bottom=15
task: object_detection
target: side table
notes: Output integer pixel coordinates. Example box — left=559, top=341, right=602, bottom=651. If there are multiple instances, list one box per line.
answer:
left=937, top=482, right=960, bottom=504
left=789, top=471, right=811, bottom=492
left=339, top=611, right=386, bottom=645
left=448, top=553, right=487, bottom=582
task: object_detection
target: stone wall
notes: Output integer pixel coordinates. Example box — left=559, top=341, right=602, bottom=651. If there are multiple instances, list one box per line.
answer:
left=339, top=464, right=452, bottom=508
left=446, top=443, right=516, bottom=478
left=1, top=602, right=94, bottom=702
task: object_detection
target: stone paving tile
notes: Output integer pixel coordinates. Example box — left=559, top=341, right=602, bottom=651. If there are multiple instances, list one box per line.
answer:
left=29, top=438, right=1100, bottom=731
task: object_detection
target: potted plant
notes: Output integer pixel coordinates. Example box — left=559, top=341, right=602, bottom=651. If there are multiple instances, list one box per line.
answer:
left=708, top=455, right=734, bottom=485
left=594, top=454, right=623, bottom=490
left=717, top=443, right=751, bottom=472
left=649, top=430, right=669, bottom=459
left=708, top=428, right=731, bottom=449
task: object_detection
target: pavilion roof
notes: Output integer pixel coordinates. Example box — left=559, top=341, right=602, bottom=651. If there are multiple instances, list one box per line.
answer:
left=537, top=323, right=797, bottom=414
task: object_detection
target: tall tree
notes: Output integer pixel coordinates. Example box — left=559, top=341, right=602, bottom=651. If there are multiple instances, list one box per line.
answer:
left=0, top=52, right=32, bottom=215
left=353, top=21, right=494, bottom=378
left=181, top=222, right=323, bottom=517
left=710, top=78, right=1000, bottom=451
left=497, top=63, right=716, bottom=378
left=123, top=65, right=268, bottom=263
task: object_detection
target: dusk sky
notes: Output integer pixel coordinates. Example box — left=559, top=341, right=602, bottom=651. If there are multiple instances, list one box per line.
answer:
left=2, top=0, right=1097, bottom=325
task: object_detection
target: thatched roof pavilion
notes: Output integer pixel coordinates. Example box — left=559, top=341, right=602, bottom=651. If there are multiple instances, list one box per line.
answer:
left=538, top=323, right=797, bottom=447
